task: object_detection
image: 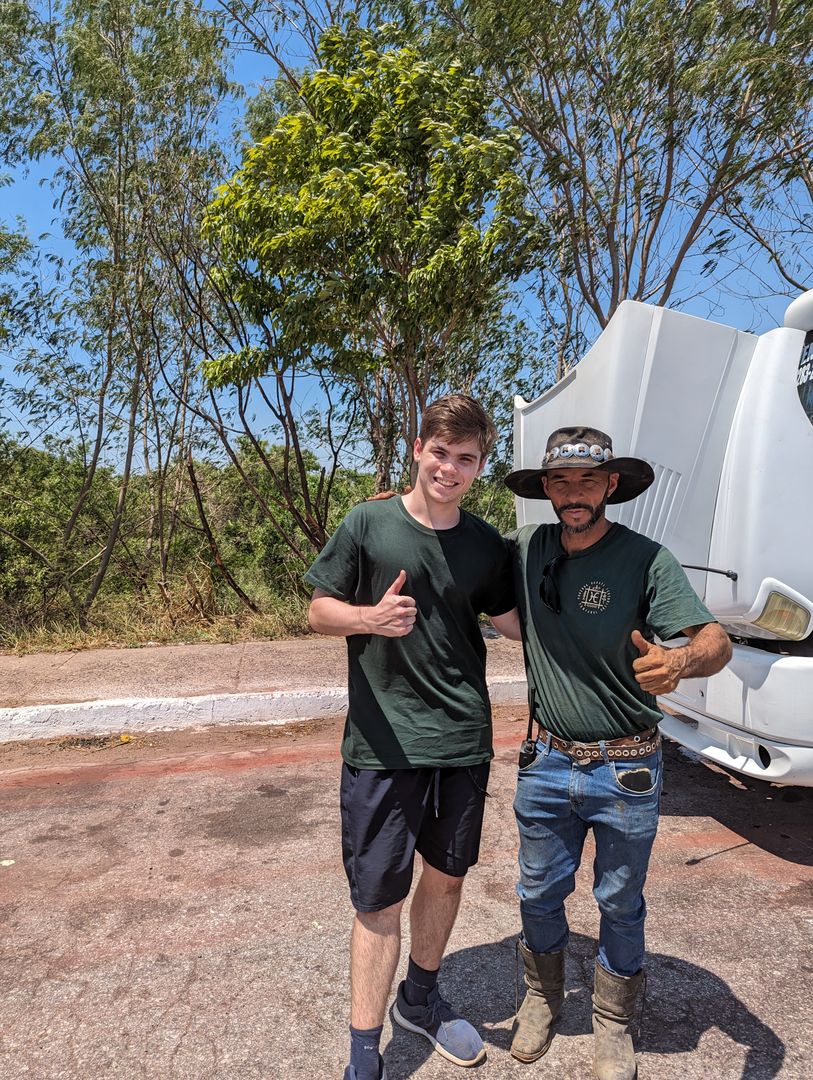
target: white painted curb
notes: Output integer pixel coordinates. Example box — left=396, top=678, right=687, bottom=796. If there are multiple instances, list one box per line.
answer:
left=0, top=676, right=527, bottom=743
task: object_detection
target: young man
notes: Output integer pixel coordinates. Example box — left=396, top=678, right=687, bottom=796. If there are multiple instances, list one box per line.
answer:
left=501, top=426, right=732, bottom=1080
left=305, top=395, right=518, bottom=1080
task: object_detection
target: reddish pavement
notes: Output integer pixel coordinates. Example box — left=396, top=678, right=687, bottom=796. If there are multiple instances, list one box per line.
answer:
left=1, top=711, right=812, bottom=1080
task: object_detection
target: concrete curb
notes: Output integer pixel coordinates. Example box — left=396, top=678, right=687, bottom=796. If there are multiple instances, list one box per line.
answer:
left=0, top=675, right=528, bottom=742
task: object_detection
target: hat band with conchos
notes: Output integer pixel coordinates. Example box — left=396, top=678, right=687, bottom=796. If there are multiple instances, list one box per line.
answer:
left=504, top=425, right=655, bottom=504
left=544, top=442, right=613, bottom=465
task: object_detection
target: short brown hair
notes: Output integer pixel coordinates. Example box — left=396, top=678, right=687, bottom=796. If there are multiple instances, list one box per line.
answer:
left=418, top=394, right=498, bottom=460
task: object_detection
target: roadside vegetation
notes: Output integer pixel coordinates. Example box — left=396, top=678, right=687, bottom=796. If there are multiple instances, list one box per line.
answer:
left=0, top=0, right=810, bottom=651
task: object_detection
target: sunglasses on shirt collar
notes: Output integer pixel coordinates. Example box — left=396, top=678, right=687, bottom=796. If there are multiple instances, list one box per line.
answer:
left=539, top=553, right=566, bottom=614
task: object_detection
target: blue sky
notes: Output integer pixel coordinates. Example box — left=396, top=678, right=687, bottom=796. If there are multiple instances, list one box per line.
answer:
left=5, top=154, right=797, bottom=335
left=0, top=34, right=805, bottom=460
left=2, top=150, right=798, bottom=468
left=2, top=18, right=801, bottom=345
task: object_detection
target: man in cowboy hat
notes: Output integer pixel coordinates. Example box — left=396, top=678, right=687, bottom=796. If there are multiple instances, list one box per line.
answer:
left=500, top=425, right=731, bottom=1079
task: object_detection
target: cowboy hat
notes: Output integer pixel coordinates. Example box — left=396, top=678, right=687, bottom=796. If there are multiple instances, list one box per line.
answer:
left=504, top=426, right=654, bottom=503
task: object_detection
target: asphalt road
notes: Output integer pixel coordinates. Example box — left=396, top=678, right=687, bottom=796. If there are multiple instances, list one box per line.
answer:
left=1, top=709, right=812, bottom=1080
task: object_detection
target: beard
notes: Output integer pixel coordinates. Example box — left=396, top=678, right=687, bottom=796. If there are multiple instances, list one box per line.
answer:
left=554, top=495, right=609, bottom=534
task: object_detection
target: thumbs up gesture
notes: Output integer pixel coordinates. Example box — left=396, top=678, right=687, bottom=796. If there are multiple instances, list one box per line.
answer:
left=631, top=631, right=651, bottom=657
left=631, top=630, right=685, bottom=694
left=368, top=570, right=418, bottom=637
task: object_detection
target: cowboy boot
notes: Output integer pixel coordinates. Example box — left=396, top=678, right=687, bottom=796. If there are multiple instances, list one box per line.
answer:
left=510, top=940, right=565, bottom=1062
left=592, top=960, right=643, bottom=1080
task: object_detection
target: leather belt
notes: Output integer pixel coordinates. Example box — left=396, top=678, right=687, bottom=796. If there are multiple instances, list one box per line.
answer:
left=538, top=725, right=661, bottom=762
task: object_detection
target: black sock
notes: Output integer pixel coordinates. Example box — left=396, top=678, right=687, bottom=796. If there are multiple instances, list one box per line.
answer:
left=349, top=1024, right=383, bottom=1080
left=403, top=956, right=439, bottom=1006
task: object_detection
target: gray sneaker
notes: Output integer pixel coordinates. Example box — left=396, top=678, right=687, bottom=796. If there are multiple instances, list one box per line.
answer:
left=392, top=981, right=486, bottom=1067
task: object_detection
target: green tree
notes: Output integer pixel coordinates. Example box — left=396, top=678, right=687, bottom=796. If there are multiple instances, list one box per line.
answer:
left=0, top=436, right=122, bottom=631
left=203, top=23, right=534, bottom=488
left=400, top=0, right=813, bottom=368
left=0, top=0, right=233, bottom=623
left=0, top=206, right=30, bottom=344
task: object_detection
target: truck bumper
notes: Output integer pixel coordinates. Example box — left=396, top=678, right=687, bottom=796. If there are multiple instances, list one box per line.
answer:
left=659, top=708, right=813, bottom=787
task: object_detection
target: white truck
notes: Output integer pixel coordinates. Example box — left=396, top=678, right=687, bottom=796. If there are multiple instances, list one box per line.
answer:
left=512, top=290, right=813, bottom=787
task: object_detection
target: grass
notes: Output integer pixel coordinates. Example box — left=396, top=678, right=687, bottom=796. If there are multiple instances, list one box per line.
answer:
left=0, top=586, right=312, bottom=654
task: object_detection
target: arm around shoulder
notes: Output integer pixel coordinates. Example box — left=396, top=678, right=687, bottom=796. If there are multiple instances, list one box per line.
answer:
left=490, top=607, right=522, bottom=641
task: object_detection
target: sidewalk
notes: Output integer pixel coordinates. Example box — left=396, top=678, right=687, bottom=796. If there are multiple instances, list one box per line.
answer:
left=0, top=635, right=527, bottom=742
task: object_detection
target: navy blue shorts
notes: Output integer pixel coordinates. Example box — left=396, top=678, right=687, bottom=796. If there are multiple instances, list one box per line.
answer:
left=339, top=762, right=491, bottom=913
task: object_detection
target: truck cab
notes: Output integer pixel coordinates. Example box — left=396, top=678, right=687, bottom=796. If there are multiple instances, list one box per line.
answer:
left=512, top=290, right=813, bottom=786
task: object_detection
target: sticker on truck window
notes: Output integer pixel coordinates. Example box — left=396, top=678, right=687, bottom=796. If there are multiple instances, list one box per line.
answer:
left=798, top=331, right=813, bottom=425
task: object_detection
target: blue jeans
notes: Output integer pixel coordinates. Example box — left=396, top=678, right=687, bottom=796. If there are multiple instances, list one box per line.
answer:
left=514, top=736, right=662, bottom=977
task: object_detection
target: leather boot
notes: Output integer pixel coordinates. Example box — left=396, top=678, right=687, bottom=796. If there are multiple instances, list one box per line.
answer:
left=510, top=940, right=565, bottom=1062
left=592, top=960, right=643, bottom=1080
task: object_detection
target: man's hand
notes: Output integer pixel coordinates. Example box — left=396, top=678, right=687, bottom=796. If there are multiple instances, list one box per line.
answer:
left=631, top=630, right=686, bottom=694
left=365, top=570, right=417, bottom=637
left=630, top=622, right=732, bottom=695
left=366, top=486, right=412, bottom=501
left=308, top=574, right=417, bottom=637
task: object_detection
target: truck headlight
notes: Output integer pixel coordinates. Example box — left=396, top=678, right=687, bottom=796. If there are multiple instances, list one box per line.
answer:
left=752, top=591, right=811, bottom=640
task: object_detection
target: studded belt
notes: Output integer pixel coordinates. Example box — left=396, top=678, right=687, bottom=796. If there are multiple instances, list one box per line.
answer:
left=538, top=725, right=661, bottom=762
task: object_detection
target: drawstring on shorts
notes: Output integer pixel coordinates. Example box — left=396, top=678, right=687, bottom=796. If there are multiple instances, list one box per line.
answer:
left=466, top=767, right=491, bottom=799
left=430, top=764, right=492, bottom=819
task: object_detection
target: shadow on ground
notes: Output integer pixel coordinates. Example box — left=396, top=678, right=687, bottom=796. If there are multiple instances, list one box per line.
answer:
left=655, top=741, right=813, bottom=867
left=385, top=933, right=784, bottom=1080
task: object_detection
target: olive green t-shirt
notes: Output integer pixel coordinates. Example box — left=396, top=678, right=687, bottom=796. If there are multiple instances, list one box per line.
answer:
left=304, top=497, right=515, bottom=768
left=509, top=522, right=715, bottom=741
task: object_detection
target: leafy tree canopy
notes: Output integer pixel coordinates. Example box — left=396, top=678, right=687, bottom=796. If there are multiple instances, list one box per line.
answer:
left=202, top=23, right=535, bottom=445
left=395, top=0, right=813, bottom=364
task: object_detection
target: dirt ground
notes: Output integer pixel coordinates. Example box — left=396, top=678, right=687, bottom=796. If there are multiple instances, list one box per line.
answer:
left=2, top=708, right=812, bottom=1079
left=0, top=711, right=340, bottom=769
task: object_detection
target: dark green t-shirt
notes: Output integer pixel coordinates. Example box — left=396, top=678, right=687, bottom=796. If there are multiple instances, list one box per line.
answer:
left=304, top=497, right=515, bottom=769
left=509, top=522, right=714, bottom=741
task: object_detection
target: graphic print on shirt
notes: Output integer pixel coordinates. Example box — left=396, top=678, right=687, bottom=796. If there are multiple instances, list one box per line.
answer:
left=578, top=580, right=612, bottom=614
